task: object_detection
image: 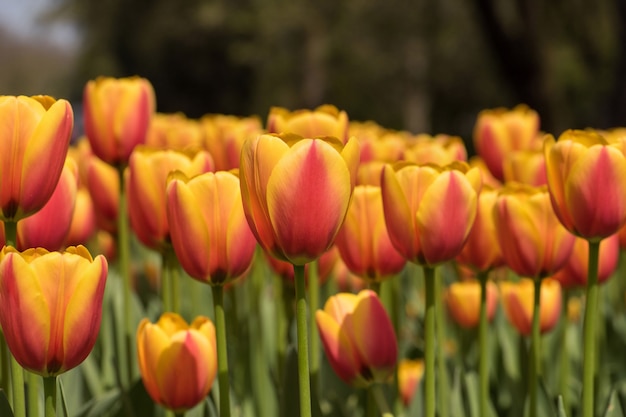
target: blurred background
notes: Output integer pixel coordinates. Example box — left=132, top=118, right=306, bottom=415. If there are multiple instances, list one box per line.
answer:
left=2, top=0, right=626, bottom=153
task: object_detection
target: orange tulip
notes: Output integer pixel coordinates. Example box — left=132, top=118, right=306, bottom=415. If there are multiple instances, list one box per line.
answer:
left=0, top=95, right=73, bottom=221
left=503, top=149, right=547, bottom=186
left=240, top=133, right=359, bottom=265
left=398, top=359, right=425, bottom=407
left=145, top=112, right=204, bottom=151
left=127, top=147, right=214, bottom=252
left=544, top=129, right=626, bottom=240
left=380, top=161, right=481, bottom=265
left=86, top=154, right=119, bottom=234
left=267, top=105, right=349, bottom=143
left=473, top=104, right=540, bottom=181
left=83, top=76, right=156, bottom=166
left=137, top=313, right=217, bottom=413
left=499, top=278, right=562, bottom=335
left=335, top=185, right=406, bottom=282
left=166, top=170, right=257, bottom=285
left=445, top=280, right=499, bottom=328
left=64, top=187, right=97, bottom=247
left=493, top=184, right=575, bottom=278
left=0, top=245, right=107, bottom=376
left=404, top=134, right=467, bottom=165
left=316, top=290, right=397, bottom=386
left=202, top=114, right=263, bottom=171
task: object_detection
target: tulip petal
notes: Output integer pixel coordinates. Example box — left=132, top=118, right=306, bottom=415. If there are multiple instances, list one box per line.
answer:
left=316, top=310, right=363, bottom=384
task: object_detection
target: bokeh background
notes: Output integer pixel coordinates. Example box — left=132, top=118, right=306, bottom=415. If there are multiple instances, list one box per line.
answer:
left=3, top=0, right=626, bottom=154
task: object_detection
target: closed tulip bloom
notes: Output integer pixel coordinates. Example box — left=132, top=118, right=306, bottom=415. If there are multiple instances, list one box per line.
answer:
left=202, top=114, right=263, bottom=171
left=381, top=161, right=481, bottom=266
left=0, top=95, right=73, bottom=221
left=240, top=133, right=359, bottom=265
left=137, top=313, right=217, bottom=413
left=64, top=187, right=97, bottom=247
left=17, top=158, right=78, bottom=251
left=127, top=147, right=214, bottom=252
left=316, top=290, right=397, bottom=386
left=473, top=104, right=540, bottom=181
left=503, top=149, right=547, bottom=186
left=83, top=76, right=156, bottom=166
left=445, top=280, right=499, bottom=328
left=544, top=129, right=626, bottom=240
left=493, top=184, right=575, bottom=278
left=0, top=245, right=107, bottom=376
left=145, top=112, right=204, bottom=151
left=166, top=171, right=256, bottom=285
left=335, top=185, right=406, bottom=282
left=404, top=134, right=468, bottom=165
left=553, top=234, right=619, bottom=288
left=267, top=105, right=349, bottom=143
left=398, top=359, right=425, bottom=407
left=499, top=278, right=562, bottom=335
left=456, top=186, right=503, bottom=272
left=86, top=155, right=119, bottom=233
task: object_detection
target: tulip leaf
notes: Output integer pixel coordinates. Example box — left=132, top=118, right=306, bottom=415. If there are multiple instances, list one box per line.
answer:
left=603, top=389, right=625, bottom=417
left=557, top=396, right=568, bottom=417
left=0, top=390, right=14, bottom=417
left=73, top=388, right=121, bottom=417
left=59, top=378, right=70, bottom=417
left=449, top=369, right=466, bottom=417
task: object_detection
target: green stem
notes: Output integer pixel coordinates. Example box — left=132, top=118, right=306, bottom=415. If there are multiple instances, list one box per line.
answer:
left=308, top=260, right=320, bottom=398
left=10, top=356, right=25, bottom=417
left=117, top=166, right=133, bottom=385
left=43, top=376, right=56, bottom=417
left=294, top=264, right=312, bottom=417
left=276, top=275, right=287, bottom=384
left=582, top=240, right=600, bottom=417
left=174, top=413, right=186, bottom=417
left=161, top=250, right=180, bottom=313
left=477, top=271, right=489, bottom=417
left=423, top=266, right=436, bottom=417
left=4, top=220, right=17, bottom=247
left=371, top=383, right=394, bottom=417
left=368, top=281, right=382, bottom=295
left=213, top=285, right=231, bottom=417
left=559, top=289, right=571, bottom=415
left=435, top=269, right=449, bottom=417
left=529, top=277, right=542, bottom=417
left=27, top=371, right=39, bottom=417
left=0, top=331, right=10, bottom=403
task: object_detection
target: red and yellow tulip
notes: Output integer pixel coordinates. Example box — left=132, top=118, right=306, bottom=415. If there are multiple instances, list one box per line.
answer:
left=398, top=359, right=425, bottom=407
left=499, top=278, right=562, bottom=335
left=445, top=280, right=499, bottom=329
left=267, top=105, right=349, bottom=143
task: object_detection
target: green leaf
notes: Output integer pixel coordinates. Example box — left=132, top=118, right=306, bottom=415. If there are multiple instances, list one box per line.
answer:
left=449, top=369, right=466, bottom=417
left=0, top=390, right=14, bottom=417
left=557, top=396, right=568, bottom=417
left=73, top=388, right=122, bottom=417
left=603, top=389, right=625, bottom=417
left=59, top=378, right=70, bottom=417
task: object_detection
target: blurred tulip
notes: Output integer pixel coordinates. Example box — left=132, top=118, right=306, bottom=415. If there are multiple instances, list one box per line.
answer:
left=503, top=149, right=547, bottom=186
left=202, top=114, right=263, bottom=171
left=83, top=76, right=156, bottom=166
left=0, top=245, right=107, bottom=376
left=335, top=185, right=406, bottom=282
left=468, top=156, right=502, bottom=189
left=353, top=124, right=408, bottom=164
left=398, top=359, right=425, bottom=407
left=332, top=257, right=368, bottom=293
left=0, top=95, right=73, bottom=221
left=64, top=187, right=97, bottom=247
left=316, top=290, right=397, bottom=386
left=552, top=234, right=619, bottom=288
left=86, top=154, right=119, bottom=233
left=267, top=105, right=349, bottom=143
left=544, top=129, right=626, bottom=240
left=356, top=161, right=386, bottom=186
left=240, top=133, right=359, bottom=265
left=493, top=183, right=575, bottom=278
left=445, top=280, right=499, bottom=329
left=17, top=158, right=78, bottom=251
left=380, top=161, right=481, bottom=265
left=137, top=313, right=217, bottom=413
left=404, top=134, right=467, bottom=165
left=166, top=170, right=256, bottom=285
left=145, top=112, right=204, bottom=151
left=127, top=147, right=214, bottom=252
left=473, top=104, right=540, bottom=180
left=499, top=278, right=562, bottom=335
left=456, top=186, right=503, bottom=272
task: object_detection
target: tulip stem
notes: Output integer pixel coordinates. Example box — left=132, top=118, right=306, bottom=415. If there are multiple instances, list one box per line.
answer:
left=117, top=166, right=133, bottom=386
left=9, top=356, right=25, bottom=417
left=582, top=240, right=600, bottom=417
left=559, top=289, right=571, bottom=415
left=294, top=264, right=312, bottom=417
left=478, top=271, right=489, bottom=417
left=0, top=332, right=9, bottom=400
left=308, top=260, right=320, bottom=399
left=43, top=376, right=56, bottom=417
left=4, top=220, right=17, bottom=247
left=435, top=270, right=449, bottom=417
left=371, top=383, right=394, bottom=417
left=27, top=371, right=39, bottom=417
left=529, top=277, right=542, bottom=417
left=162, top=250, right=180, bottom=314
left=213, top=285, right=231, bottom=417
left=423, top=266, right=436, bottom=417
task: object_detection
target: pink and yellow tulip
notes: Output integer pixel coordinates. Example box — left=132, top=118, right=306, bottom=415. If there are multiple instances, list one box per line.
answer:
left=398, top=359, right=425, bottom=407
left=0, top=245, right=107, bottom=376
left=137, top=313, right=217, bottom=413
left=316, top=289, right=397, bottom=386
left=202, top=114, right=263, bottom=171
left=145, top=112, right=204, bottom=151
left=445, top=280, right=499, bottom=329
left=267, top=105, right=349, bottom=143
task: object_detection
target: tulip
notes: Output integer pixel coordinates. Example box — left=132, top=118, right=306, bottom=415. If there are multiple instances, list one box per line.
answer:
left=446, top=280, right=498, bottom=329
left=352, top=123, right=407, bottom=164
left=335, top=185, right=406, bottom=283
left=493, top=183, right=575, bottom=278
left=0, top=245, right=107, bottom=376
left=404, top=134, right=467, bottom=165
left=503, top=149, right=547, bottom=186
left=137, top=313, right=217, bottom=413
left=267, top=105, right=349, bottom=143
left=553, top=234, right=619, bottom=288
left=202, top=114, right=263, bottom=171
left=166, top=170, right=256, bottom=285
left=240, top=133, right=359, bottom=265
left=265, top=246, right=338, bottom=286
left=499, top=278, right=562, bottom=336
left=83, top=76, right=156, bottom=166
left=63, top=187, right=97, bottom=247
left=473, top=104, right=540, bottom=181
left=145, top=112, right=204, bottom=151
left=0, top=95, right=73, bottom=222
left=315, top=290, right=397, bottom=386
left=398, top=359, right=425, bottom=407
left=86, top=154, right=120, bottom=234
left=127, top=147, right=214, bottom=252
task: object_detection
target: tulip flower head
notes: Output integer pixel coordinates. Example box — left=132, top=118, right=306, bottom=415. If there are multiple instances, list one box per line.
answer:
left=240, top=133, right=359, bottom=265
left=316, top=290, right=397, bottom=386
left=0, top=245, right=107, bottom=376
left=267, top=105, right=349, bottom=143
left=0, top=95, right=73, bottom=222
left=137, top=313, right=217, bottom=413
left=398, top=359, right=425, bottom=407
left=544, top=129, right=626, bottom=240
left=445, top=279, right=499, bottom=329
left=499, top=278, right=562, bottom=335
